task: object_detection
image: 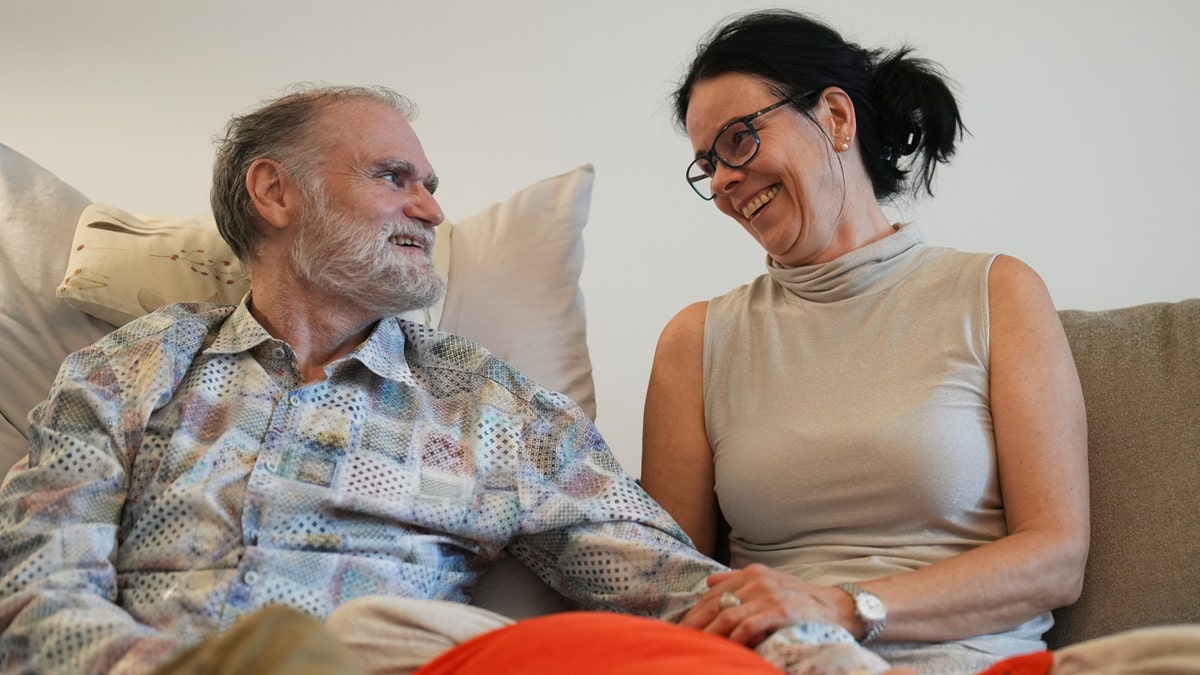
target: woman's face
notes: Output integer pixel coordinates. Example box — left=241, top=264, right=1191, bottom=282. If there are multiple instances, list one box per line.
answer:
left=685, top=73, right=846, bottom=267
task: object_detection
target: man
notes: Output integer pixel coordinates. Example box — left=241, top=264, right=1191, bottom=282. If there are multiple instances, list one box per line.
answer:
left=0, top=85, right=891, bottom=675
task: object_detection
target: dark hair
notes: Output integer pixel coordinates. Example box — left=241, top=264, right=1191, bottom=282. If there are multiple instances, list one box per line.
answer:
left=674, top=9, right=964, bottom=200
left=210, top=84, right=416, bottom=264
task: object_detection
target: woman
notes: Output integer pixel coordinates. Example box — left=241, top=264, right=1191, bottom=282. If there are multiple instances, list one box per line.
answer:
left=641, top=9, right=1089, bottom=674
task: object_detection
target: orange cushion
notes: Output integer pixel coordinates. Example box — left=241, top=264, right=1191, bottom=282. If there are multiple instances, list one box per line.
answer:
left=974, top=650, right=1053, bottom=675
left=412, top=611, right=783, bottom=675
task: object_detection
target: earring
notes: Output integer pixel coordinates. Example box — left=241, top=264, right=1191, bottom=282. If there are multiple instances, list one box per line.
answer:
left=841, top=136, right=851, bottom=151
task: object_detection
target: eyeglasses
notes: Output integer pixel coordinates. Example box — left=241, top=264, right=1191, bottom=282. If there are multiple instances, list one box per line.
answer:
left=685, top=94, right=812, bottom=200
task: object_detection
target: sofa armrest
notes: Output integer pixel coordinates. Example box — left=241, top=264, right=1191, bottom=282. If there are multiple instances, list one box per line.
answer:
left=1046, top=300, right=1200, bottom=648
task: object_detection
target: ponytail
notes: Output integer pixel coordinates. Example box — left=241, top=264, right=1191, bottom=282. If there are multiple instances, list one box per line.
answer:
left=868, top=48, right=966, bottom=198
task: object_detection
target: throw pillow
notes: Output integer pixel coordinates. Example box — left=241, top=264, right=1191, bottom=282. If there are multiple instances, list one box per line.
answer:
left=0, top=144, right=113, bottom=472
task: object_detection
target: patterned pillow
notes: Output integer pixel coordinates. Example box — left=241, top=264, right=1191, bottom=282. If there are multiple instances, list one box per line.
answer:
left=58, top=205, right=253, bottom=325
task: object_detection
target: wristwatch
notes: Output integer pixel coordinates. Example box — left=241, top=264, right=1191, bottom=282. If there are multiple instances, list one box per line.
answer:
left=836, top=582, right=887, bottom=644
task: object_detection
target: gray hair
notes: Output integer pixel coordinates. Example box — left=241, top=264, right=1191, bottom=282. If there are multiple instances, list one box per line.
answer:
left=210, top=83, right=418, bottom=264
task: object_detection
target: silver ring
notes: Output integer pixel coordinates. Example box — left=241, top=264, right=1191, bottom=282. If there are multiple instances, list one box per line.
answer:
left=718, top=591, right=742, bottom=610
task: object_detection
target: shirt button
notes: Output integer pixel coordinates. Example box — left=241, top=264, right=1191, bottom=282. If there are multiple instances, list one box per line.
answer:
left=272, top=347, right=286, bottom=359
left=243, top=571, right=260, bottom=585
left=289, top=396, right=301, bottom=406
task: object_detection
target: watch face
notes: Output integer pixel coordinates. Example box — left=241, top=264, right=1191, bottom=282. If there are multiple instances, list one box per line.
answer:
left=857, top=593, right=886, bottom=622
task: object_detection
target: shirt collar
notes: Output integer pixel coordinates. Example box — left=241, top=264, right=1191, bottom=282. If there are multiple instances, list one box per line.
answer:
left=207, top=296, right=274, bottom=355
left=354, top=316, right=417, bottom=385
left=207, top=296, right=418, bottom=385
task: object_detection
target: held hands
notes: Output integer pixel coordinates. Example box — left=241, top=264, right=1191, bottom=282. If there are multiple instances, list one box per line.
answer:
left=680, top=564, right=861, bottom=647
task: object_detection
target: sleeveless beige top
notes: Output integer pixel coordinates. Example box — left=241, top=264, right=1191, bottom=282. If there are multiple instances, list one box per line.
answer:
left=704, top=224, right=1051, bottom=658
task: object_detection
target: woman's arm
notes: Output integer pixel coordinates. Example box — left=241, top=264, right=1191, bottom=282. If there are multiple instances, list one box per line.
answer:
left=860, top=254, right=1090, bottom=641
left=640, top=301, right=720, bottom=557
left=682, top=256, right=1091, bottom=645
left=892, top=254, right=1089, bottom=628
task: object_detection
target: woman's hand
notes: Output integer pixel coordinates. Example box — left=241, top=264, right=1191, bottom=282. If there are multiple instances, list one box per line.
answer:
left=679, top=564, right=858, bottom=646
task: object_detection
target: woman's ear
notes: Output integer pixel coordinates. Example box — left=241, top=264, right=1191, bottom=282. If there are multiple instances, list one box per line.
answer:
left=820, top=87, right=857, bottom=151
left=246, top=158, right=297, bottom=230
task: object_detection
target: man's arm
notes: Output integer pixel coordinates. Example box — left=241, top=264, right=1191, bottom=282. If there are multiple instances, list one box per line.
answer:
left=0, top=347, right=178, bottom=674
left=504, top=389, right=725, bottom=621
left=501, top=391, right=899, bottom=674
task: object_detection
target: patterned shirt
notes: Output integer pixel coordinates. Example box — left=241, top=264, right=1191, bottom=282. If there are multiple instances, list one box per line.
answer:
left=0, top=301, right=722, bottom=674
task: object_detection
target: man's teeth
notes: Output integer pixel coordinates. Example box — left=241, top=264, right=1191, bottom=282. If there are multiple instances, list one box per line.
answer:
left=390, top=235, right=423, bottom=248
left=742, top=185, right=780, bottom=219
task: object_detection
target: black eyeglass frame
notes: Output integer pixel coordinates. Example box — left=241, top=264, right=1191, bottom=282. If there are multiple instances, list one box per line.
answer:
left=685, top=92, right=815, bottom=201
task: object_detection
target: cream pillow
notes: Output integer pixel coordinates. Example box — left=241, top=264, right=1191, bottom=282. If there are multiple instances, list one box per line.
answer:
left=56, top=164, right=596, bottom=418
left=0, top=144, right=113, bottom=472
left=438, top=165, right=596, bottom=418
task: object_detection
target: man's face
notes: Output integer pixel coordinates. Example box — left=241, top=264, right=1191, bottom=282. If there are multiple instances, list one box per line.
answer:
left=289, top=100, right=447, bottom=317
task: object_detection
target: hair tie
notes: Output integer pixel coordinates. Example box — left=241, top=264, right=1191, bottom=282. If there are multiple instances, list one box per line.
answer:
left=882, top=124, right=923, bottom=164
left=899, top=127, right=922, bottom=156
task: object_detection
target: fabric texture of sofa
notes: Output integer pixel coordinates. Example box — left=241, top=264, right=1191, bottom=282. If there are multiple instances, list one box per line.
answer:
left=1046, top=300, right=1200, bottom=649
left=1, top=141, right=1196, bottom=650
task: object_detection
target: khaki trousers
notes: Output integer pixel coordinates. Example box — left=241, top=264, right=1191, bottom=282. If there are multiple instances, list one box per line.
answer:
left=153, top=605, right=368, bottom=675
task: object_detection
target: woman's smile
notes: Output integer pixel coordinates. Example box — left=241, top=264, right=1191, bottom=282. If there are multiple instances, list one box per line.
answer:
left=740, top=184, right=781, bottom=219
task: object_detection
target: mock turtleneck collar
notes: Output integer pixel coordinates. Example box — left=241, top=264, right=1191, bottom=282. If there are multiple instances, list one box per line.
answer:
left=766, top=223, right=926, bottom=303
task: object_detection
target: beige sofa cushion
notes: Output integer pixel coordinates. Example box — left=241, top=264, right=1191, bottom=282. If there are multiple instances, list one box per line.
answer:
left=1047, top=300, right=1200, bottom=648
left=0, top=144, right=113, bottom=472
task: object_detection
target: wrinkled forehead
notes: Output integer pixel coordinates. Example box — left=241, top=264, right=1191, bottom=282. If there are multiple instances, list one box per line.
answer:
left=318, top=100, right=435, bottom=173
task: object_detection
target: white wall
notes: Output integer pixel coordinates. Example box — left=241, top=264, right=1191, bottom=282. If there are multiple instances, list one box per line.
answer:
left=3, top=0, right=1197, bottom=475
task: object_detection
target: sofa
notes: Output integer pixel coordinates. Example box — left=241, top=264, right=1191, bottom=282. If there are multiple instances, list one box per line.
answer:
left=1045, top=301, right=1199, bottom=649
left=1, top=141, right=1196, bottom=653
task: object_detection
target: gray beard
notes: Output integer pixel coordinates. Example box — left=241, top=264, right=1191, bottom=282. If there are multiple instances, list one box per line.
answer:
left=289, top=197, right=446, bottom=318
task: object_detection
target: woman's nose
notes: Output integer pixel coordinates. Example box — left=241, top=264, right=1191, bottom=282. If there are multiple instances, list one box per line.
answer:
left=710, top=162, right=744, bottom=196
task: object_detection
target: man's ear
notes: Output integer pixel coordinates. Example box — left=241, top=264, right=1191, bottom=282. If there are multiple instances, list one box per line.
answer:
left=819, top=87, right=857, bottom=150
left=247, top=158, right=299, bottom=229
